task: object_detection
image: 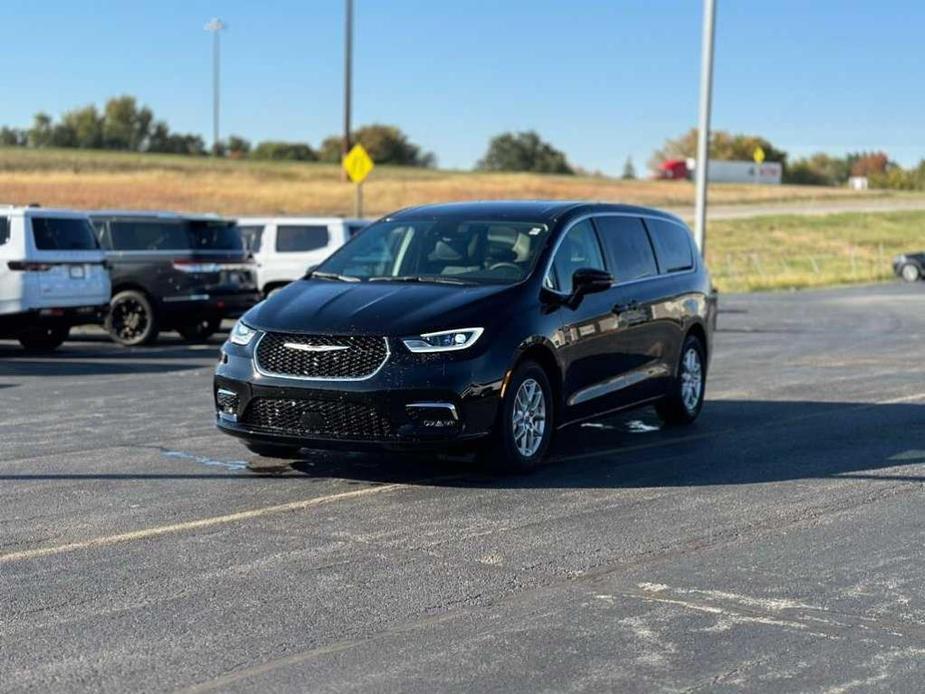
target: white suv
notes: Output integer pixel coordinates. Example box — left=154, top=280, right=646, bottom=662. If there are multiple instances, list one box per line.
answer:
left=236, top=217, right=369, bottom=296
left=0, top=206, right=111, bottom=351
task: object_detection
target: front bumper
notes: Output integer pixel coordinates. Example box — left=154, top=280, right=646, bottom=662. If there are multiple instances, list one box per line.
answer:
left=213, top=338, right=505, bottom=450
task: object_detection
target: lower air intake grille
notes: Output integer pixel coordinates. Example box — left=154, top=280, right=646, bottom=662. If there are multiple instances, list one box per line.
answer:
left=241, top=398, right=394, bottom=440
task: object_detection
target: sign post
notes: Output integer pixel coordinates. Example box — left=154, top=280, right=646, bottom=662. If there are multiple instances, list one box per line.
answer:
left=753, top=145, right=765, bottom=185
left=342, top=143, right=374, bottom=217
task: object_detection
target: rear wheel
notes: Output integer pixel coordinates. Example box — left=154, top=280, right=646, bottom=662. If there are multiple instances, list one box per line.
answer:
left=18, top=325, right=69, bottom=352
left=107, top=290, right=159, bottom=346
left=479, top=360, right=554, bottom=474
left=901, top=263, right=921, bottom=283
left=177, top=317, right=221, bottom=342
left=656, top=334, right=706, bottom=426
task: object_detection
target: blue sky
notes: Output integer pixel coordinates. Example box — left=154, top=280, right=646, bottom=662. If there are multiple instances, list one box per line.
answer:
left=3, top=1, right=923, bottom=174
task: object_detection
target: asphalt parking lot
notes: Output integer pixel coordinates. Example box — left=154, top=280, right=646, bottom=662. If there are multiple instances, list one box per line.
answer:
left=2, top=282, right=924, bottom=692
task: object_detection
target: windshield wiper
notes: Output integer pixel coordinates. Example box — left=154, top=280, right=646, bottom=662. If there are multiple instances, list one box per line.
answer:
left=369, top=275, right=470, bottom=285
left=307, top=271, right=360, bottom=282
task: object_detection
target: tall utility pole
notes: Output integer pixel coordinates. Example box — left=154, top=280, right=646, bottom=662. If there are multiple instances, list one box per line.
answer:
left=343, top=0, right=354, bottom=165
left=693, top=0, right=716, bottom=255
left=204, top=17, right=226, bottom=155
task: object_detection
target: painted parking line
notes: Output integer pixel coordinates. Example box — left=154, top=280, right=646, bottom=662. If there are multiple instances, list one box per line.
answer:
left=0, top=483, right=405, bottom=565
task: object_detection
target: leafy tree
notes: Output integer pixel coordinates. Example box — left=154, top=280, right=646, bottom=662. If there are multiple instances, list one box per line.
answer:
left=0, top=127, right=26, bottom=146
left=60, top=105, right=103, bottom=149
left=649, top=128, right=787, bottom=171
left=318, top=125, right=435, bottom=167
left=477, top=131, right=573, bottom=174
left=252, top=141, right=317, bottom=161
left=102, top=95, right=152, bottom=150
left=621, top=156, right=636, bottom=180
left=226, top=135, right=251, bottom=158
left=784, top=153, right=851, bottom=186
left=849, top=151, right=889, bottom=177
left=28, top=113, right=54, bottom=148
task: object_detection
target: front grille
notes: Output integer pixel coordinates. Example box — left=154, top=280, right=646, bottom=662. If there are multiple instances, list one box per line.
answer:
left=241, top=398, right=394, bottom=440
left=255, top=332, right=388, bottom=380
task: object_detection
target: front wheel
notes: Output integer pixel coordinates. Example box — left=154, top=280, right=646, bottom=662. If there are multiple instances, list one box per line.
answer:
left=18, top=325, right=69, bottom=352
left=106, top=290, right=159, bottom=346
left=480, top=360, right=554, bottom=473
left=901, top=263, right=921, bottom=283
left=656, top=334, right=706, bottom=426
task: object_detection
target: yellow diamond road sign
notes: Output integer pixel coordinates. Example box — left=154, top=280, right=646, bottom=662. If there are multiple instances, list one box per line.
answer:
left=343, top=144, right=374, bottom=184
left=753, top=146, right=766, bottom=164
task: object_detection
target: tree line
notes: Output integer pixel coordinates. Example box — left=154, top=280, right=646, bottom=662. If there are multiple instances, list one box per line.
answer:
left=650, top=127, right=925, bottom=190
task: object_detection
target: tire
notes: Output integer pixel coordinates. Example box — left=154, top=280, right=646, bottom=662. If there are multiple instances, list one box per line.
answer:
left=656, top=334, right=706, bottom=426
left=18, top=325, right=69, bottom=352
left=901, top=263, right=921, bottom=283
left=244, top=441, right=303, bottom=459
left=177, top=317, right=221, bottom=343
left=106, top=290, right=159, bottom=346
left=479, top=360, right=554, bottom=473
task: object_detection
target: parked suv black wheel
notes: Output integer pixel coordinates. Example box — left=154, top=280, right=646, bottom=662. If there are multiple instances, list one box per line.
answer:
left=107, top=289, right=159, bottom=346
left=481, top=360, right=554, bottom=473
left=656, top=334, right=706, bottom=426
left=18, top=325, right=69, bottom=352
left=177, top=317, right=222, bottom=343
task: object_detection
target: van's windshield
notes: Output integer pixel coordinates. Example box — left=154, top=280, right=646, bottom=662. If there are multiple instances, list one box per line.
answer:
left=31, top=217, right=100, bottom=251
left=314, top=219, right=550, bottom=285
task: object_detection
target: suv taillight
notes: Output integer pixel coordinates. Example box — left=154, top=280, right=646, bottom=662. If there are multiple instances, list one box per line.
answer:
left=8, top=261, right=52, bottom=272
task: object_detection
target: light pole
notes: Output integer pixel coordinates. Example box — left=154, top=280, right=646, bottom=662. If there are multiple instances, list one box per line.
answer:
left=693, top=0, right=716, bottom=255
left=343, top=0, right=354, bottom=170
left=204, top=17, right=226, bottom=155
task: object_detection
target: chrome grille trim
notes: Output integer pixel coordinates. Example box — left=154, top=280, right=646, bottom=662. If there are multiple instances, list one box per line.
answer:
left=253, top=332, right=390, bottom=381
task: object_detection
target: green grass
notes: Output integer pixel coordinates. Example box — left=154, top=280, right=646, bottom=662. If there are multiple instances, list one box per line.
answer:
left=707, top=210, right=924, bottom=292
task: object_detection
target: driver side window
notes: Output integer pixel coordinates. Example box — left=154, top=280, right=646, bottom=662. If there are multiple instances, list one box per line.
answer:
left=546, top=220, right=605, bottom=293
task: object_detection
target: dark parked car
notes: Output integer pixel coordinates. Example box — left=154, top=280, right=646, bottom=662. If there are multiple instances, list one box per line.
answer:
left=214, top=201, right=717, bottom=471
left=90, top=211, right=261, bottom=345
left=893, top=252, right=925, bottom=282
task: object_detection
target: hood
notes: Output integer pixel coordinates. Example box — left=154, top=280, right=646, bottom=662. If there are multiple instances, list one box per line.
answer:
left=244, top=279, right=520, bottom=336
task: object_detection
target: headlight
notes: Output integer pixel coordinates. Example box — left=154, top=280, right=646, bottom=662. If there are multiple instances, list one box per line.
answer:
left=230, top=320, right=259, bottom=346
left=402, top=327, right=484, bottom=353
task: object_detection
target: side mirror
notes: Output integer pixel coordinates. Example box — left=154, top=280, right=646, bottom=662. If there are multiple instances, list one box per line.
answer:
left=571, top=267, right=613, bottom=296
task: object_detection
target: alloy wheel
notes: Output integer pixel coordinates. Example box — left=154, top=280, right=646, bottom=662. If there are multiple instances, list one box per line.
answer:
left=680, top=347, right=704, bottom=413
left=512, top=377, right=546, bottom=458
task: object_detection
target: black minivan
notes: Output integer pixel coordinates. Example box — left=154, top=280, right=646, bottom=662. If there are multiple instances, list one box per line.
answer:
left=214, top=201, right=716, bottom=471
left=91, top=211, right=261, bottom=345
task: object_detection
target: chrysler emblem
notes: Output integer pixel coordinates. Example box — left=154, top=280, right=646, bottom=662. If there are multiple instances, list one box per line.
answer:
left=283, top=342, right=349, bottom=353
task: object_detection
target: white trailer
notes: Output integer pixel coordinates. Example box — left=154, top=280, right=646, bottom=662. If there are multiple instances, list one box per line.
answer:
left=687, top=158, right=782, bottom=185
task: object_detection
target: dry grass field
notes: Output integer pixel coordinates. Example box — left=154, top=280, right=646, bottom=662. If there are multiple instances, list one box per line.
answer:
left=0, top=146, right=905, bottom=217
left=2, top=147, right=922, bottom=293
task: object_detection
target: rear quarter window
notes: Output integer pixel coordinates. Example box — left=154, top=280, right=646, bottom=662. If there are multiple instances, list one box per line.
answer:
left=31, top=217, right=100, bottom=250
left=109, top=221, right=190, bottom=251
left=276, top=225, right=329, bottom=253
left=646, top=218, right=695, bottom=273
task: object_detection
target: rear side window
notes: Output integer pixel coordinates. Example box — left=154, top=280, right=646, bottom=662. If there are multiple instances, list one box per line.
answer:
left=239, top=225, right=264, bottom=253
left=0, top=217, right=9, bottom=246
left=31, top=217, right=99, bottom=250
left=109, top=221, right=190, bottom=251
left=547, top=220, right=606, bottom=294
left=189, top=221, right=243, bottom=251
left=646, top=218, right=695, bottom=273
left=276, top=225, right=329, bottom=253
left=593, top=216, right=658, bottom=282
